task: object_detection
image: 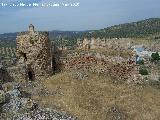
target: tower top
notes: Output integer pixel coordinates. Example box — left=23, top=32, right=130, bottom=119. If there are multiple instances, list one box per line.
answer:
left=29, top=24, right=34, bottom=33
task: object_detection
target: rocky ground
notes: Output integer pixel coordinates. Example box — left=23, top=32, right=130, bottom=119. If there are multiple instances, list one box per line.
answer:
left=0, top=81, right=77, bottom=120
left=0, top=47, right=159, bottom=120
left=0, top=64, right=77, bottom=120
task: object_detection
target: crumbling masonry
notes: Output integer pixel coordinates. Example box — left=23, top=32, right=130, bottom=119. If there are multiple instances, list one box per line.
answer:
left=16, top=24, right=52, bottom=80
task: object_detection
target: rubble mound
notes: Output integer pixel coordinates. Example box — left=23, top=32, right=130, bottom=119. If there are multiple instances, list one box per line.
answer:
left=13, top=108, right=77, bottom=120
left=61, top=52, right=141, bottom=82
left=0, top=82, right=77, bottom=120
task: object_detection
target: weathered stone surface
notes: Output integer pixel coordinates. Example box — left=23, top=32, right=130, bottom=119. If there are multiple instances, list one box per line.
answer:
left=7, top=64, right=28, bottom=81
left=1, top=87, right=77, bottom=120
left=77, top=37, right=134, bottom=50
left=0, top=90, right=5, bottom=104
left=60, top=51, right=141, bottom=82
left=2, top=82, right=14, bottom=92
left=77, top=38, right=90, bottom=50
left=11, top=108, right=77, bottom=120
left=0, top=63, right=13, bottom=82
left=15, top=24, right=52, bottom=81
left=72, top=70, right=89, bottom=80
left=2, top=88, right=37, bottom=114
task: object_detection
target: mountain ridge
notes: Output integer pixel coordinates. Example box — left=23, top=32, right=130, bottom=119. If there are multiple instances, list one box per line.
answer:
left=0, top=18, right=160, bottom=41
left=85, top=18, right=160, bottom=38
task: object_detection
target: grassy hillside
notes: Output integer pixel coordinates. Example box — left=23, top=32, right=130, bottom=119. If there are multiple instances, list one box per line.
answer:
left=32, top=71, right=160, bottom=120
left=85, top=18, right=160, bottom=38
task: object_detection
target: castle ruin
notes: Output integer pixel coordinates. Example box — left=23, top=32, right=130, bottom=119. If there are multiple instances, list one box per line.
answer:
left=77, top=37, right=133, bottom=50
left=16, top=24, right=52, bottom=80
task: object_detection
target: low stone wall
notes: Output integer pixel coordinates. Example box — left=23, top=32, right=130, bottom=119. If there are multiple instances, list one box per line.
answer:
left=59, top=51, right=141, bottom=82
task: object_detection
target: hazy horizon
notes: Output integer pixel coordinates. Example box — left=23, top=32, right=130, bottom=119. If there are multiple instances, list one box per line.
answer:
left=0, top=0, right=160, bottom=34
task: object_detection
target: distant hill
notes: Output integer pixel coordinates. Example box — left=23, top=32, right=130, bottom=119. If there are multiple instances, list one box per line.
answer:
left=85, top=18, right=160, bottom=38
left=0, top=18, right=160, bottom=45
left=0, top=33, right=17, bottom=41
left=49, top=30, right=86, bottom=40
left=0, top=31, right=86, bottom=41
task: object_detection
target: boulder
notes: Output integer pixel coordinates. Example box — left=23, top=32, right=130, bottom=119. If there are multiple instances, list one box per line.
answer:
left=25, top=99, right=38, bottom=110
left=2, top=82, right=14, bottom=92
left=72, top=70, right=89, bottom=80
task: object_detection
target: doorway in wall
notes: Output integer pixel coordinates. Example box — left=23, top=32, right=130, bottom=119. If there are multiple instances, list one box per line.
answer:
left=27, top=66, right=35, bottom=81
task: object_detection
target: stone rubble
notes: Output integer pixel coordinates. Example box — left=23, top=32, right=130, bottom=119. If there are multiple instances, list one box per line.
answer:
left=13, top=108, right=77, bottom=120
left=60, top=51, right=142, bottom=83
left=0, top=90, right=5, bottom=104
left=77, top=38, right=134, bottom=50
left=0, top=83, right=78, bottom=120
left=72, top=70, right=89, bottom=80
left=106, top=105, right=127, bottom=120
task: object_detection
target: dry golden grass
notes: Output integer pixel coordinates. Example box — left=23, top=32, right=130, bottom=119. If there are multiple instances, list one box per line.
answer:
left=32, top=71, right=160, bottom=120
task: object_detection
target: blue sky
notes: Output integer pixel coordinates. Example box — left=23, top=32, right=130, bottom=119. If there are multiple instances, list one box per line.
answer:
left=0, top=0, right=160, bottom=33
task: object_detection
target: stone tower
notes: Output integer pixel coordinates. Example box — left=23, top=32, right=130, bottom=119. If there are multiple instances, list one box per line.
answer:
left=29, top=24, right=34, bottom=33
left=90, top=38, right=97, bottom=49
left=83, top=38, right=90, bottom=50
left=76, top=38, right=82, bottom=49
left=16, top=24, right=52, bottom=80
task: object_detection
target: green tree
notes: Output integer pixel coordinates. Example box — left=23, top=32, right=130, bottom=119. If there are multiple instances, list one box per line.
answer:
left=139, top=67, right=149, bottom=75
left=151, top=52, right=160, bottom=62
left=137, top=59, right=144, bottom=65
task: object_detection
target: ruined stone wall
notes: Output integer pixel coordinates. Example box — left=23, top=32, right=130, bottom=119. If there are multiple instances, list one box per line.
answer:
left=77, top=38, right=134, bottom=50
left=59, top=51, right=141, bottom=82
left=7, top=64, right=27, bottom=81
left=16, top=26, right=52, bottom=80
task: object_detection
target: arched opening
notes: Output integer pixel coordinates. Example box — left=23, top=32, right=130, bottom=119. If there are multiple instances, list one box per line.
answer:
left=28, top=71, right=33, bottom=81
left=27, top=66, right=35, bottom=81
left=52, top=57, right=57, bottom=71
left=23, top=53, right=27, bottom=61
